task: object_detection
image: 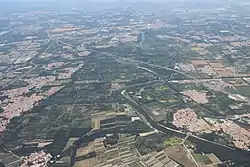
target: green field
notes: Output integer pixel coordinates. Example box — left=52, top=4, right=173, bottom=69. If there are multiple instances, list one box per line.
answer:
left=163, top=137, right=182, bottom=146
left=194, top=154, right=213, bottom=165
left=62, top=137, right=79, bottom=152
left=155, top=85, right=169, bottom=91
left=236, top=86, right=250, bottom=97
left=225, top=86, right=250, bottom=97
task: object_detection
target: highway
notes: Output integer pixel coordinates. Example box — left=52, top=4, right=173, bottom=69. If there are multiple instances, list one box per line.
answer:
left=138, top=66, right=161, bottom=79
left=49, top=33, right=196, bottom=82
left=121, top=87, right=233, bottom=149
left=86, top=48, right=198, bottom=81
left=56, top=42, right=248, bottom=155
left=120, top=87, right=250, bottom=163
left=49, top=35, right=250, bottom=164
left=84, top=48, right=250, bottom=104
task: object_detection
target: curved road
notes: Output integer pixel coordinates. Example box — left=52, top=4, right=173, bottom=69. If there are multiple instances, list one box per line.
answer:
left=86, top=49, right=198, bottom=81
left=120, top=87, right=250, bottom=164
left=51, top=36, right=250, bottom=163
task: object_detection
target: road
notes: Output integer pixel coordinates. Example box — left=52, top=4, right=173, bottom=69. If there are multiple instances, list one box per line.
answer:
left=68, top=128, right=151, bottom=167
left=0, top=65, right=39, bottom=90
left=50, top=35, right=250, bottom=163
left=0, top=40, right=34, bottom=76
left=59, top=43, right=246, bottom=153
left=121, top=88, right=234, bottom=150
left=120, top=87, right=250, bottom=163
left=85, top=48, right=250, bottom=104
left=86, top=48, right=198, bottom=81
left=0, top=42, right=53, bottom=90
left=138, top=66, right=160, bottom=79
left=49, top=34, right=197, bottom=82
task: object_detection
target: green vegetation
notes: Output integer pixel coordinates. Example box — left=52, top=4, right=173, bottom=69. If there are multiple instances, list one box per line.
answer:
left=62, top=137, right=79, bottom=152
left=0, top=107, right=4, bottom=113
left=225, top=87, right=240, bottom=94
left=144, top=94, right=154, bottom=101
left=155, top=85, right=169, bottom=91
left=236, top=86, right=250, bottom=97
left=71, top=119, right=91, bottom=128
left=194, top=154, right=213, bottom=165
left=163, top=137, right=182, bottom=146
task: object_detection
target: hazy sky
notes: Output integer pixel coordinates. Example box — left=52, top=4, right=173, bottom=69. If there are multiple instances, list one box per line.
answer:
left=12, top=0, right=215, bottom=1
